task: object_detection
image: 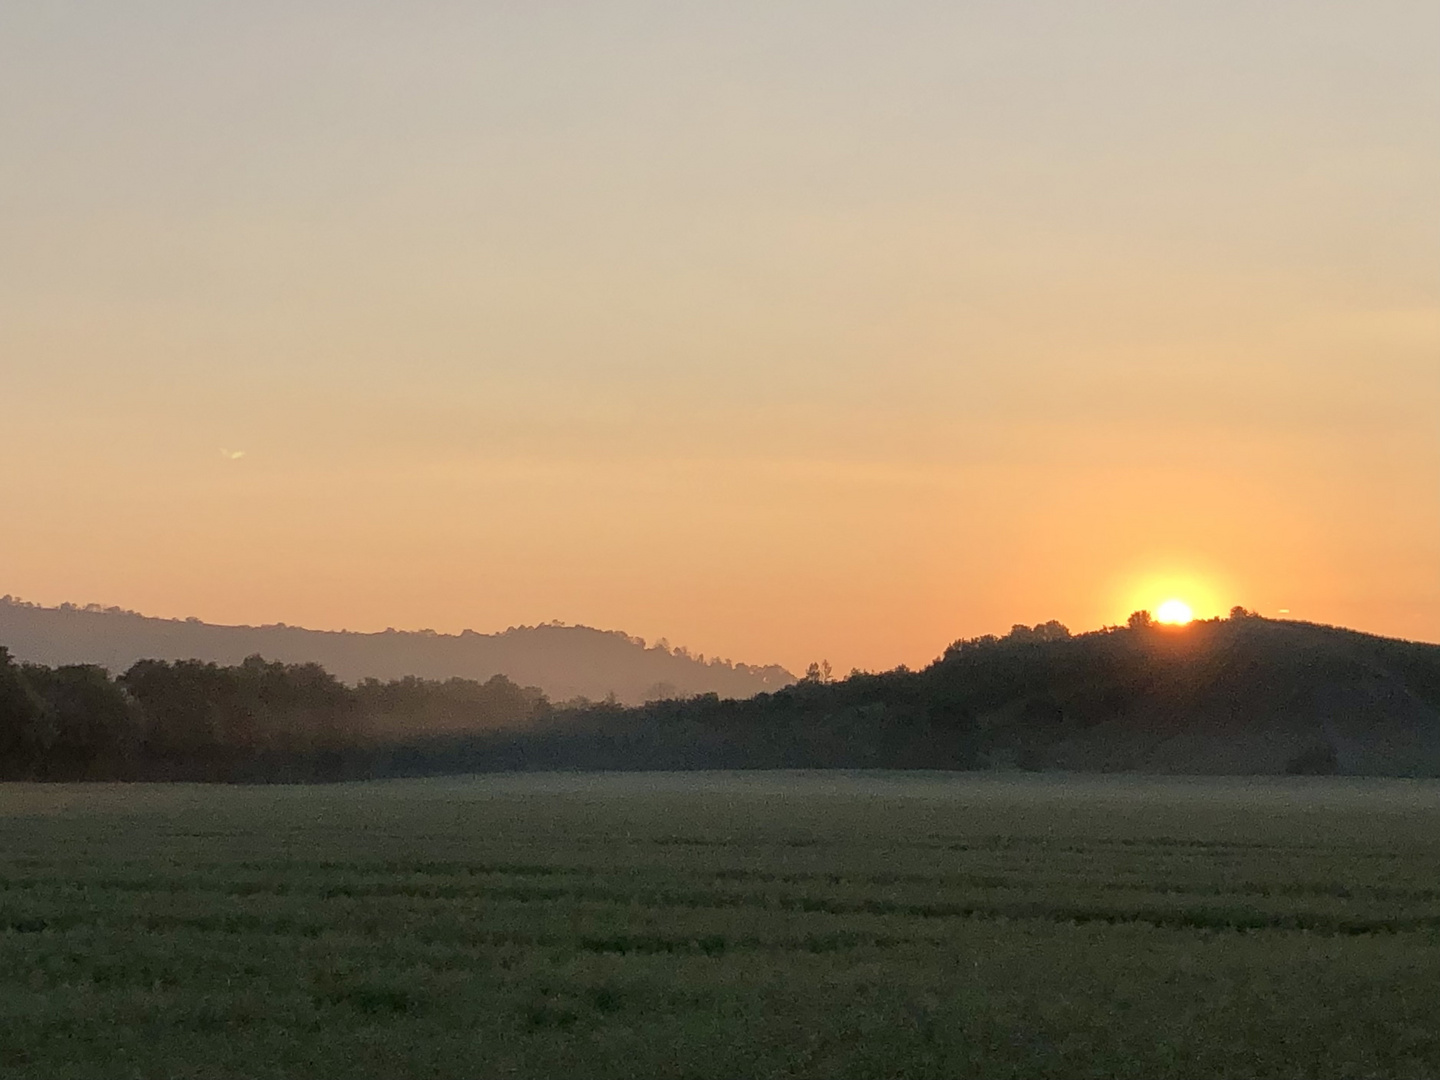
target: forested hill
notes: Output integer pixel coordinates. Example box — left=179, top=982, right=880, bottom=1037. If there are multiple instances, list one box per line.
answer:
left=438, top=613, right=1440, bottom=777
left=5, top=611, right=1440, bottom=780
left=0, top=597, right=792, bottom=704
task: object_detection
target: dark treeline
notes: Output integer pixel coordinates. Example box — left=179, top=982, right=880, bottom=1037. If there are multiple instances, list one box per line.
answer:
left=287, top=611, right=1440, bottom=779
left=0, top=650, right=545, bottom=781
left=6, top=611, right=1440, bottom=780
left=483, top=615, right=1440, bottom=776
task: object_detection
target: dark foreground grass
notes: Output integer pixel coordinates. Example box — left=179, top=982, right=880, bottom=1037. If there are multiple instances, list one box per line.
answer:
left=3, top=772, right=1440, bottom=1078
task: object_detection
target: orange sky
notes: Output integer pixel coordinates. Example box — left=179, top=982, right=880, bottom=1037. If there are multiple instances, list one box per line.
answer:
left=2, top=3, right=1437, bottom=674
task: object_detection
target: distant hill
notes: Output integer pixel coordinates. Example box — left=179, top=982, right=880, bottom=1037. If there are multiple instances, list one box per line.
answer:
left=0, top=597, right=793, bottom=705
left=430, top=614, right=1440, bottom=777
left=7, top=600, right=1440, bottom=778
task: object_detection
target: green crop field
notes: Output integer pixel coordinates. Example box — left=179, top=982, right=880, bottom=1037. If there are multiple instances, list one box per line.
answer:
left=4, top=772, right=1440, bottom=1078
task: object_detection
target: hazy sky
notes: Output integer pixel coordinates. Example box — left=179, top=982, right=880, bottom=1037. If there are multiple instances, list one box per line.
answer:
left=3, top=2, right=1437, bottom=674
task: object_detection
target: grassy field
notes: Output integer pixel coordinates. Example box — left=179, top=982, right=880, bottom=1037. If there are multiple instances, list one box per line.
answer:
left=4, top=772, right=1440, bottom=1078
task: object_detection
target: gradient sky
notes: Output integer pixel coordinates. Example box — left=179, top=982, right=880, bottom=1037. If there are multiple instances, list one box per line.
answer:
left=2, top=2, right=1437, bottom=674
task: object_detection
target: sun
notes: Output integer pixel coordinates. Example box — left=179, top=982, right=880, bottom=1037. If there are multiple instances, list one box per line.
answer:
left=1154, top=599, right=1194, bottom=626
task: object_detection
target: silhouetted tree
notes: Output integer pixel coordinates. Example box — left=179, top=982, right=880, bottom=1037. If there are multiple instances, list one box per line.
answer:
left=0, top=647, right=51, bottom=774
left=1007, top=621, right=1071, bottom=643
left=803, top=660, right=833, bottom=683
left=21, top=663, right=139, bottom=776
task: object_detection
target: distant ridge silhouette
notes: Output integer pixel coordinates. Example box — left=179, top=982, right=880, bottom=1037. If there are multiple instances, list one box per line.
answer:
left=0, top=597, right=794, bottom=705
left=421, top=612, right=1440, bottom=777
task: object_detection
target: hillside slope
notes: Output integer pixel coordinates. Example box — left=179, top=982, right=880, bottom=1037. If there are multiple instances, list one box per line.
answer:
left=938, top=616, right=1440, bottom=775
left=0, top=597, right=793, bottom=705
left=6, top=604, right=1438, bottom=777
left=436, top=615, right=1440, bottom=777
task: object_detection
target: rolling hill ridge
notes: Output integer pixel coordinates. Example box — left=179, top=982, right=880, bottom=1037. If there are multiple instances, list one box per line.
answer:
left=447, top=613, right=1440, bottom=777
left=4, top=606, right=1439, bottom=779
left=0, top=596, right=793, bottom=705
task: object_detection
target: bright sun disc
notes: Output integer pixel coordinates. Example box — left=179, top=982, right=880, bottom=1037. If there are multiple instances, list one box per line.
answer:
left=1155, top=599, right=1194, bottom=625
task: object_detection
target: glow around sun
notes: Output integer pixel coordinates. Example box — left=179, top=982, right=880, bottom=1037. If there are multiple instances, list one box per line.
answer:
left=1154, top=599, right=1194, bottom=625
